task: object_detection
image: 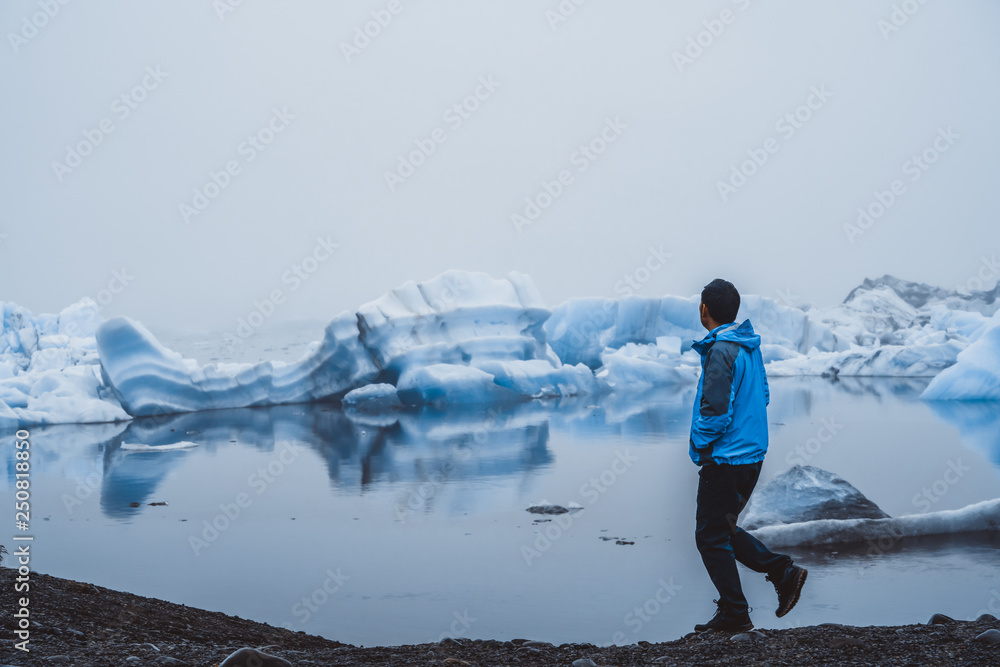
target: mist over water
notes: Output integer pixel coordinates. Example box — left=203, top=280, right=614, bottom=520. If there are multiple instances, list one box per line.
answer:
left=3, top=2, right=999, bottom=333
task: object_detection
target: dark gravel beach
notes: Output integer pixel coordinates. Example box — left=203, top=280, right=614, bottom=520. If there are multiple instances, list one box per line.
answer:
left=1, top=571, right=999, bottom=666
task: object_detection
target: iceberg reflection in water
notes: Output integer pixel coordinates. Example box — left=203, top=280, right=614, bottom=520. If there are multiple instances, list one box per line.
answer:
left=927, top=400, right=1000, bottom=467
left=4, top=378, right=1000, bottom=646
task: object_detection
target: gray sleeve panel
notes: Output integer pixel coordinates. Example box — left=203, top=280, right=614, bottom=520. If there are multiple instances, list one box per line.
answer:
left=699, top=341, right=739, bottom=417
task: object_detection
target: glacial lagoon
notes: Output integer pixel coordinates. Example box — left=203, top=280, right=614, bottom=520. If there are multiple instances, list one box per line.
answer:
left=5, top=375, right=1000, bottom=646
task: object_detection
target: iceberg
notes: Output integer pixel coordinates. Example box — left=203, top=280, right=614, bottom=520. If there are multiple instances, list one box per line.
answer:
left=356, top=270, right=556, bottom=377
left=96, top=270, right=596, bottom=418
left=342, top=383, right=401, bottom=412
left=544, top=295, right=704, bottom=369
left=96, top=311, right=379, bottom=416
left=0, top=298, right=129, bottom=427
left=765, top=340, right=966, bottom=378
left=596, top=341, right=701, bottom=390
left=742, top=465, right=889, bottom=530
left=744, top=464, right=1000, bottom=547
left=750, top=498, right=1000, bottom=548
left=545, top=277, right=994, bottom=382
left=921, top=311, right=1000, bottom=400
left=396, top=364, right=514, bottom=406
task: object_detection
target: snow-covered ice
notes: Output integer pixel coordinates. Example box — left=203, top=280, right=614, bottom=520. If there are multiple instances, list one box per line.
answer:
left=750, top=497, right=1000, bottom=548
left=1, top=298, right=128, bottom=428
left=744, top=464, right=1000, bottom=547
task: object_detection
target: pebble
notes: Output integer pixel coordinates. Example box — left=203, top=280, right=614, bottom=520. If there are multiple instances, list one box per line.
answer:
left=522, top=640, right=554, bottom=648
left=439, top=637, right=464, bottom=647
left=125, top=658, right=141, bottom=664
left=731, top=631, right=766, bottom=641
left=973, top=629, right=1000, bottom=645
left=220, top=647, right=292, bottom=667
left=976, top=613, right=998, bottom=623
left=155, top=658, right=188, bottom=666
left=572, top=659, right=598, bottom=667
left=927, top=613, right=956, bottom=625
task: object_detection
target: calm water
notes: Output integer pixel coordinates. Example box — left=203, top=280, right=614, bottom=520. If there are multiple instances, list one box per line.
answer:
left=3, top=376, right=1000, bottom=646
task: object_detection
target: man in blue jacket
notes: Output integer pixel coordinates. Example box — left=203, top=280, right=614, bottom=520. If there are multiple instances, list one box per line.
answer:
left=689, top=279, right=807, bottom=633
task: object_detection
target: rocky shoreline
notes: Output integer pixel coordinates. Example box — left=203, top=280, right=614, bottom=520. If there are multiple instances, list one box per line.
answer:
left=1, top=571, right=998, bottom=666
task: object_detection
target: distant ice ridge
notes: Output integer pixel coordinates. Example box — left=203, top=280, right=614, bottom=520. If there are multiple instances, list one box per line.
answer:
left=2, top=271, right=999, bottom=426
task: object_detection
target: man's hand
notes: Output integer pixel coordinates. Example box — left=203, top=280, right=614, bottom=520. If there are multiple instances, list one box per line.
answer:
left=691, top=438, right=715, bottom=466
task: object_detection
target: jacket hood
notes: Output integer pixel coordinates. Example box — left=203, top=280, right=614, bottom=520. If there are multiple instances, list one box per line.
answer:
left=692, top=319, right=761, bottom=355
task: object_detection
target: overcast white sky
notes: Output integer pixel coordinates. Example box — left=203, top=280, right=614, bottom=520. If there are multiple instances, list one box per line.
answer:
left=2, top=1, right=999, bottom=334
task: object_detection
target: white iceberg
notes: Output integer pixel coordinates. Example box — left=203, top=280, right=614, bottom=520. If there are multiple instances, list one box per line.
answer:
left=596, top=342, right=701, bottom=390
left=0, top=298, right=129, bottom=427
left=342, top=383, right=401, bottom=411
left=921, top=311, right=1000, bottom=400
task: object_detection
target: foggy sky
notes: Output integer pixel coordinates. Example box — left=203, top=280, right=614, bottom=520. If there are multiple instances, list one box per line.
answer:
left=3, top=1, right=999, bottom=336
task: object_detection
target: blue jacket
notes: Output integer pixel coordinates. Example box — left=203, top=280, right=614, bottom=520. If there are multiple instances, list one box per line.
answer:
left=689, top=319, right=770, bottom=466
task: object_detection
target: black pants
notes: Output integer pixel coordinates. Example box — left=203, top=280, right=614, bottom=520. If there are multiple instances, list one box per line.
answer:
left=695, top=461, right=792, bottom=612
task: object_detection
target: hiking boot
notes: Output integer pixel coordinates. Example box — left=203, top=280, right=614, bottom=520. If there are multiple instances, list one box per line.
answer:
left=768, top=564, right=808, bottom=617
left=693, top=601, right=753, bottom=633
